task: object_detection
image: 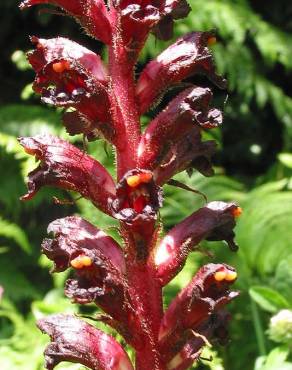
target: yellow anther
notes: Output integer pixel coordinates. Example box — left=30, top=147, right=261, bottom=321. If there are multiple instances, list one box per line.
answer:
left=207, top=36, right=217, bottom=46
left=232, top=206, right=243, bottom=218
left=126, top=172, right=153, bottom=188
left=70, top=255, right=92, bottom=269
left=81, top=256, right=93, bottom=267
left=225, top=271, right=237, bottom=282
left=52, top=60, right=71, bottom=73
left=214, top=270, right=227, bottom=282
left=126, top=175, right=142, bottom=188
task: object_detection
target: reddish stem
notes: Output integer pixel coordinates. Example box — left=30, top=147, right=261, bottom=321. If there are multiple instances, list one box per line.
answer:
left=108, top=15, right=166, bottom=368
left=108, top=17, right=141, bottom=180
left=125, top=250, right=166, bottom=370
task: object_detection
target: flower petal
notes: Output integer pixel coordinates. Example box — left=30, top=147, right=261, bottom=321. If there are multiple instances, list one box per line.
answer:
left=37, top=314, right=134, bottom=370
left=117, top=3, right=161, bottom=64
left=136, top=31, right=227, bottom=113
left=153, top=202, right=240, bottom=285
left=138, top=86, right=222, bottom=171
left=153, top=127, right=217, bottom=185
left=19, top=135, right=116, bottom=214
left=20, top=1, right=112, bottom=43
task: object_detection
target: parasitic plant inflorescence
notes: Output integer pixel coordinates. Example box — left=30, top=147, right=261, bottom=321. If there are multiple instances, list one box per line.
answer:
left=19, top=1, right=241, bottom=369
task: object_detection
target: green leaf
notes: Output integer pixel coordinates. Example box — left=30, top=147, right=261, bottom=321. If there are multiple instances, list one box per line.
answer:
left=0, top=217, right=30, bottom=253
left=0, top=104, right=61, bottom=137
left=249, top=286, right=290, bottom=313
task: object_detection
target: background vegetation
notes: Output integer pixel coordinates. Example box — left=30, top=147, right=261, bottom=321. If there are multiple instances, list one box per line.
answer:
left=0, top=0, right=291, bottom=369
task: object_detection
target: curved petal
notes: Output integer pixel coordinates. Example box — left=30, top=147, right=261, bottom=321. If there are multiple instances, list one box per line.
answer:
left=19, top=135, right=116, bottom=215
left=138, top=86, right=222, bottom=171
left=136, top=31, right=227, bottom=113
left=37, top=314, right=134, bottom=370
left=20, top=0, right=112, bottom=44
left=159, top=263, right=238, bottom=363
left=29, top=37, right=108, bottom=83
left=153, top=202, right=240, bottom=285
left=28, top=37, right=114, bottom=142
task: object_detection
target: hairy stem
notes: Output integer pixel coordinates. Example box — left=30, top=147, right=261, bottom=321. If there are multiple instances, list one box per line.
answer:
left=108, top=19, right=141, bottom=179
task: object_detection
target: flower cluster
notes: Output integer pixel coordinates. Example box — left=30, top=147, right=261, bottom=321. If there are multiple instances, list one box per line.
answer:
left=20, top=1, right=240, bottom=369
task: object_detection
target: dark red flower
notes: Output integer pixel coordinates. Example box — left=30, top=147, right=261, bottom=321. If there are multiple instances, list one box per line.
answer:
left=18, top=135, right=116, bottom=215
left=138, top=86, right=222, bottom=172
left=37, top=314, right=134, bottom=370
left=136, top=31, right=227, bottom=114
left=28, top=37, right=115, bottom=142
left=42, top=216, right=131, bottom=327
left=19, top=2, right=240, bottom=369
left=153, top=202, right=240, bottom=286
left=153, top=128, right=217, bottom=185
left=159, top=263, right=238, bottom=368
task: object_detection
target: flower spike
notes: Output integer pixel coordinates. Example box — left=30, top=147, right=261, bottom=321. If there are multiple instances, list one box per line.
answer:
left=19, top=1, right=240, bottom=369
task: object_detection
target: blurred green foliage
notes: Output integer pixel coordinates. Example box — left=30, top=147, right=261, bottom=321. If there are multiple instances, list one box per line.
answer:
left=0, top=0, right=292, bottom=369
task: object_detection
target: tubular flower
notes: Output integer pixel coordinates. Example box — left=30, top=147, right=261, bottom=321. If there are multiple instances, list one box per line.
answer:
left=138, top=86, right=222, bottom=171
left=136, top=31, right=227, bottom=114
left=112, top=1, right=190, bottom=64
left=153, top=201, right=240, bottom=286
left=159, top=264, right=238, bottom=369
left=19, top=135, right=116, bottom=215
left=19, top=1, right=241, bottom=369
